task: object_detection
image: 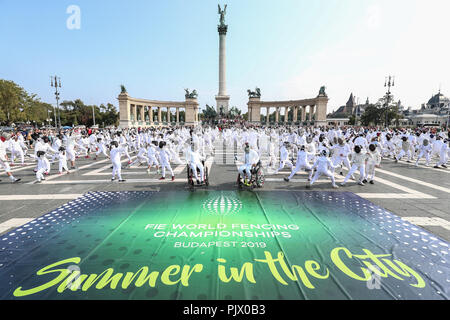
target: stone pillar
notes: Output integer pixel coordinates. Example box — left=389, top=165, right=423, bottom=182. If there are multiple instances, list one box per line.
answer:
left=185, top=98, right=199, bottom=126
left=158, top=107, right=162, bottom=123
left=309, top=106, right=315, bottom=122
left=131, top=105, right=137, bottom=125
left=293, top=106, right=298, bottom=122
left=315, top=96, right=329, bottom=126
left=266, top=107, right=270, bottom=124
left=118, top=92, right=131, bottom=128
left=284, top=107, right=288, bottom=123
left=216, top=24, right=230, bottom=114
left=302, top=106, right=306, bottom=122
left=275, top=107, right=279, bottom=123
left=140, top=105, right=145, bottom=124
left=176, top=107, right=180, bottom=123
left=150, top=107, right=154, bottom=123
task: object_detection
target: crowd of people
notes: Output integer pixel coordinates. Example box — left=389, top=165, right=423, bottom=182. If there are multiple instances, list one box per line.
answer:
left=0, top=124, right=449, bottom=187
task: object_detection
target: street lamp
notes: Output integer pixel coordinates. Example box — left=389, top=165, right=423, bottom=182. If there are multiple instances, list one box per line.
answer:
left=384, top=76, right=395, bottom=128
left=50, top=76, right=62, bottom=129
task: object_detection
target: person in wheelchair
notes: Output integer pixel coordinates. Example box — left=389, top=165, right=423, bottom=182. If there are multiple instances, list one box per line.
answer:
left=236, top=143, right=260, bottom=186
left=187, top=141, right=206, bottom=185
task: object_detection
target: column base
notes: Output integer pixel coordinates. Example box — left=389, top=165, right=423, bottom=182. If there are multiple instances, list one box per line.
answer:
left=215, top=95, right=230, bottom=115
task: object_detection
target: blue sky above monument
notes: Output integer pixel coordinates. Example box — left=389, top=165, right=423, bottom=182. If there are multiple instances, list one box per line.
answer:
left=0, top=0, right=449, bottom=113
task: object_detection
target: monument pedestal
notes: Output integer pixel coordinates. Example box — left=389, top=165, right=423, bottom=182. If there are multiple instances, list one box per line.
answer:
left=215, top=95, right=230, bottom=115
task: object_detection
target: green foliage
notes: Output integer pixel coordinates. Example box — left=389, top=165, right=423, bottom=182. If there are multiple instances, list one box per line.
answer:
left=201, top=104, right=217, bottom=123
left=0, top=79, right=119, bottom=127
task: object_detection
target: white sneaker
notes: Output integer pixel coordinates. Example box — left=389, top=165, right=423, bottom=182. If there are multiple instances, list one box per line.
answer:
left=358, top=181, right=365, bottom=186
left=340, top=182, right=346, bottom=186
left=332, top=184, right=339, bottom=189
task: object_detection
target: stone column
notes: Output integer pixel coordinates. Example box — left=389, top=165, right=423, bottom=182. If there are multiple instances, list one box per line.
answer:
left=315, top=96, right=329, bottom=126
left=216, top=24, right=230, bottom=114
left=140, top=105, right=145, bottom=123
left=309, top=106, right=315, bottom=122
left=284, top=107, right=288, bottom=123
left=131, top=105, right=137, bottom=124
left=118, top=92, right=131, bottom=128
left=293, top=106, right=298, bottom=122
left=275, top=107, right=279, bottom=123
left=176, top=107, right=180, bottom=123
left=302, top=106, right=306, bottom=122
left=158, top=107, right=162, bottom=123
left=149, top=107, right=153, bottom=124
left=266, top=107, right=270, bottom=124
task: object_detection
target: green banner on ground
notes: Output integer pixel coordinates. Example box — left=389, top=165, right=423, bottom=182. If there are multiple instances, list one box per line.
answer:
left=0, top=191, right=448, bottom=300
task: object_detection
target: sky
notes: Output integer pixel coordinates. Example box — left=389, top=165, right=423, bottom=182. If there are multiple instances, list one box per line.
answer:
left=0, top=0, right=449, bottom=114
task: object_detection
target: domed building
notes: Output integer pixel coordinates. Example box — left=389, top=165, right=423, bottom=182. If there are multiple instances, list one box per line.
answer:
left=421, top=91, right=450, bottom=113
left=405, top=91, right=450, bottom=127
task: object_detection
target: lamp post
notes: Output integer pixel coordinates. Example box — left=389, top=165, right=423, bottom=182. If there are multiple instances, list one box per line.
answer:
left=384, top=76, right=395, bottom=128
left=50, top=76, right=62, bottom=129
left=92, top=105, right=96, bottom=126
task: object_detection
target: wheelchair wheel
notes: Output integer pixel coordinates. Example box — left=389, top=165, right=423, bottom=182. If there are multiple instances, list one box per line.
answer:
left=205, top=167, right=209, bottom=186
left=237, top=174, right=243, bottom=190
left=256, top=169, right=265, bottom=188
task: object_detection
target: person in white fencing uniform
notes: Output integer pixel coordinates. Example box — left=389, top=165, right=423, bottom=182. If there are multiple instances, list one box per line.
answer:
left=415, top=138, right=432, bottom=167
left=308, top=149, right=338, bottom=189
left=35, top=151, right=48, bottom=183
left=341, top=145, right=367, bottom=186
left=284, top=145, right=313, bottom=182
left=364, top=143, right=381, bottom=184
left=395, top=136, right=412, bottom=163
left=50, top=134, right=62, bottom=162
left=128, top=144, right=148, bottom=168
left=187, top=141, right=205, bottom=184
left=10, top=134, right=27, bottom=166
left=434, top=139, right=449, bottom=169
left=331, top=137, right=352, bottom=176
left=276, top=142, right=294, bottom=174
left=147, top=141, right=160, bottom=174
left=0, top=133, right=21, bottom=183
left=237, top=143, right=260, bottom=184
left=94, top=137, right=109, bottom=160
left=158, top=141, right=175, bottom=181
left=109, top=141, right=126, bottom=182
left=56, top=146, right=70, bottom=175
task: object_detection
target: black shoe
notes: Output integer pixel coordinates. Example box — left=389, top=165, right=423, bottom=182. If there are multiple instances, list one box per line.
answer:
left=434, top=166, right=439, bottom=169
left=111, top=178, right=115, bottom=181
left=363, top=179, right=367, bottom=184
left=119, top=180, right=126, bottom=183
left=369, top=180, right=374, bottom=184
left=13, top=178, right=21, bottom=183
left=196, top=180, right=200, bottom=185
left=284, top=178, right=290, bottom=182
left=442, top=165, right=448, bottom=168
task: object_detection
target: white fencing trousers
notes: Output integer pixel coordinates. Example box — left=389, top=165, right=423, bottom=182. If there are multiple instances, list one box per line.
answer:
left=277, top=160, right=293, bottom=173
left=310, top=169, right=335, bottom=186
left=288, top=162, right=312, bottom=180
left=190, top=162, right=204, bottom=182
left=112, top=161, right=122, bottom=180
left=161, top=163, right=174, bottom=178
left=0, top=158, right=11, bottom=173
left=344, top=164, right=366, bottom=183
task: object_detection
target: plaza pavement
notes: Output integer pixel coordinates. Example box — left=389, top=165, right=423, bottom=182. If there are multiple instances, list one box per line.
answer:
left=0, top=138, right=449, bottom=243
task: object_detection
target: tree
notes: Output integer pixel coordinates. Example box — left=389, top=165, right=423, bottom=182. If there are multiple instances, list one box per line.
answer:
left=360, top=104, right=383, bottom=126
left=229, top=106, right=241, bottom=119
left=201, top=105, right=217, bottom=123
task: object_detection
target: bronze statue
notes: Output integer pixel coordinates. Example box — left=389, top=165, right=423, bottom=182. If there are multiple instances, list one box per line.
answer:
left=218, top=4, right=227, bottom=26
left=185, top=89, right=198, bottom=99
left=247, top=87, right=261, bottom=98
left=120, top=85, right=127, bottom=94
left=319, top=86, right=327, bottom=96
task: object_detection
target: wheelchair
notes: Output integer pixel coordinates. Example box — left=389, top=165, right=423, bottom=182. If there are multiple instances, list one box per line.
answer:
left=237, top=160, right=265, bottom=189
left=187, top=160, right=209, bottom=190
